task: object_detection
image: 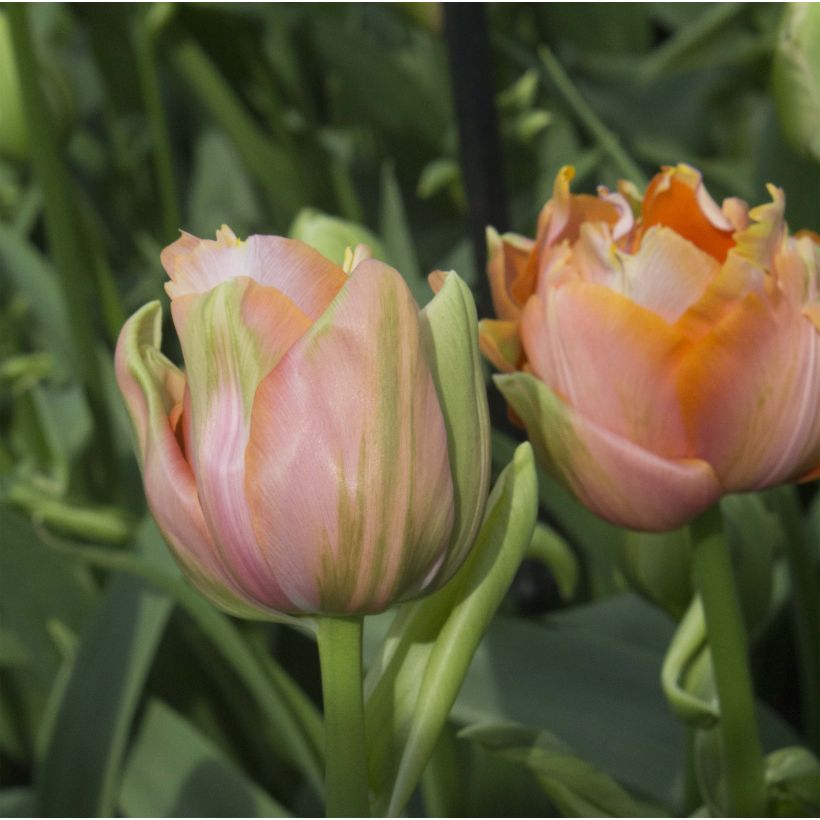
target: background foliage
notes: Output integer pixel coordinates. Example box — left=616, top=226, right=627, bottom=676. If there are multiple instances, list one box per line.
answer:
left=1, top=3, right=818, bottom=816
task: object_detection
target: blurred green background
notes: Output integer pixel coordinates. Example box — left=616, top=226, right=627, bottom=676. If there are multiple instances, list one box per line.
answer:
left=1, top=3, right=818, bottom=817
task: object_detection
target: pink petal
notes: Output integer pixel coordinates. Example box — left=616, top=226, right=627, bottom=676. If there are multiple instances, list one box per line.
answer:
left=245, top=259, right=455, bottom=614
left=520, top=281, right=691, bottom=459
left=495, top=372, right=723, bottom=531
left=681, top=291, right=820, bottom=491
left=114, top=303, right=277, bottom=615
left=174, top=279, right=312, bottom=611
left=161, top=227, right=347, bottom=319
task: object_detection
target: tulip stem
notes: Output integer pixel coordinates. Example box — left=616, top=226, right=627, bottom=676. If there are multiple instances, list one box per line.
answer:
left=690, top=506, right=767, bottom=816
left=317, top=616, right=371, bottom=817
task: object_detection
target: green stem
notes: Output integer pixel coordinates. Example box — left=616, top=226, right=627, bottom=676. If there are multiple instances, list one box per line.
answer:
left=317, top=616, right=370, bottom=818
left=133, top=4, right=181, bottom=242
left=537, top=44, right=648, bottom=188
left=771, top=487, right=820, bottom=752
left=690, top=506, right=766, bottom=816
left=7, top=5, right=117, bottom=496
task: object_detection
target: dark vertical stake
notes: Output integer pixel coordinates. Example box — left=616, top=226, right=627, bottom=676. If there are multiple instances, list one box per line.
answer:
left=444, top=3, right=509, bottom=321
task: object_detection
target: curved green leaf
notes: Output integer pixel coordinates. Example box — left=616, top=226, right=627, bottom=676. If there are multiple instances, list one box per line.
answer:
left=364, top=442, right=537, bottom=816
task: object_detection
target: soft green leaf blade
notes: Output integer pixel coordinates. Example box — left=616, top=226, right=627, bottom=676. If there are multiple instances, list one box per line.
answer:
left=365, top=442, right=537, bottom=816
left=461, top=722, right=660, bottom=817
left=0, top=787, right=37, bottom=817
left=527, top=522, right=579, bottom=601
left=289, top=208, right=385, bottom=266
left=772, top=3, right=820, bottom=162
left=36, top=518, right=174, bottom=816
left=378, top=161, right=427, bottom=305
left=119, top=700, right=289, bottom=817
left=40, top=535, right=325, bottom=792
left=0, top=506, right=97, bottom=755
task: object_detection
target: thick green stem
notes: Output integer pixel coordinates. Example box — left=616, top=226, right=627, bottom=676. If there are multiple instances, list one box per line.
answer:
left=317, top=617, right=370, bottom=818
left=691, top=507, right=766, bottom=816
left=772, top=487, right=820, bottom=752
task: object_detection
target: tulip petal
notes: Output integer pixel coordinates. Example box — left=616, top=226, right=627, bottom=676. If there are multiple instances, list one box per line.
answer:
left=114, top=302, right=277, bottom=617
left=161, top=227, right=347, bottom=319
left=641, top=165, right=736, bottom=263
left=419, top=270, right=491, bottom=582
left=520, top=282, right=691, bottom=458
left=486, top=227, right=534, bottom=321
left=617, top=226, right=719, bottom=322
left=478, top=319, right=521, bottom=373
left=495, top=371, right=723, bottom=531
left=681, top=291, right=820, bottom=491
left=246, top=260, right=455, bottom=614
left=175, top=278, right=312, bottom=610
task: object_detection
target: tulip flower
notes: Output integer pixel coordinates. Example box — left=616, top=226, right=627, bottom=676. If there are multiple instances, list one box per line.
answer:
left=116, top=227, right=490, bottom=616
left=481, top=164, right=820, bottom=531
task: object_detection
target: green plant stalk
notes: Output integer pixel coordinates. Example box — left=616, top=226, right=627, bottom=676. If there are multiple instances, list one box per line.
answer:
left=7, top=6, right=117, bottom=495
left=690, top=507, right=766, bottom=816
left=771, top=486, right=820, bottom=752
left=133, top=9, right=181, bottom=242
left=317, top=616, right=370, bottom=817
left=537, top=44, right=648, bottom=188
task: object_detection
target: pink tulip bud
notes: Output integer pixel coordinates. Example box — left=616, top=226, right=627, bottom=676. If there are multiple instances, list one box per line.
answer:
left=116, top=227, right=490, bottom=616
left=482, top=165, right=820, bottom=531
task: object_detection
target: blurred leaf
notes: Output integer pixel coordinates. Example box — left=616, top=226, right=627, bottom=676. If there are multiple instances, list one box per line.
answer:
left=289, top=207, right=384, bottom=266
left=379, top=161, right=427, bottom=305
left=36, top=518, right=174, bottom=816
left=365, top=442, right=538, bottom=816
left=0, top=225, right=75, bottom=378
left=765, top=746, right=820, bottom=816
left=0, top=506, right=97, bottom=754
left=187, top=129, right=262, bottom=238
left=461, top=722, right=658, bottom=817
left=42, top=535, right=325, bottom=791
left=772, top=3, right=820, bottom=163
left=620, top=526, right=693, bottom=619
left=119, top=699, right=289, bottom=817
left=527, top=522, right=579, bottom=601
left=0, top=788, right=36, bottom=817
left=417, top=157, right=463, bottom=203
left=721, top=493, right=782, bottom=631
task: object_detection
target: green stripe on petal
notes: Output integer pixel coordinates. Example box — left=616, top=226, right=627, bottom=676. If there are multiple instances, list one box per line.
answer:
left=418, top=271, right=492, bottom=582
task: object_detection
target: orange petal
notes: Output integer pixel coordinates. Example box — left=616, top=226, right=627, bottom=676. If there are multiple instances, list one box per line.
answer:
left=520, top=282, right=691, bottom=459
left=478, top=319, right=522, bottom=373
left=640, top=165, right=736, bottom=263
left=486, top=227, right=535, bottom=321
left=680, top=292, right=820, bottom=491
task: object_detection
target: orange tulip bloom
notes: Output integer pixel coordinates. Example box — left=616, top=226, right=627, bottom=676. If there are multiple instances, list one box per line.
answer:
left=481, top=164, right=820, bottom=531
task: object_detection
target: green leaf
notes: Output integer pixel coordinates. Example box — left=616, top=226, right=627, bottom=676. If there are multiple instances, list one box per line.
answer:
left=527, top=522, right=579, bottom=601
left=418, top=271, right=491, bottom=581
left=461, top=722, right=659, bottom=817
left=620, top=526, right=693, bottom=619
left=36, top=518, right=174, bottom=816
left=0, top=506, right=97, bottom=755
left=187, top=129, right=263, bottom=239
left=119, top=700, right=289, bottom=817
left=40, top=534, right=325, bottom=792
left=0, top=788, right=37, bottom=817
left=765, top=746, right=820, bottom=816
left=289, top=207, right=385, bottom=266
left=379, top=161, right=427, bottom=306
left=364, top=442, right=538, bottom=816
left=772, top=3, right=820, bottom=162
